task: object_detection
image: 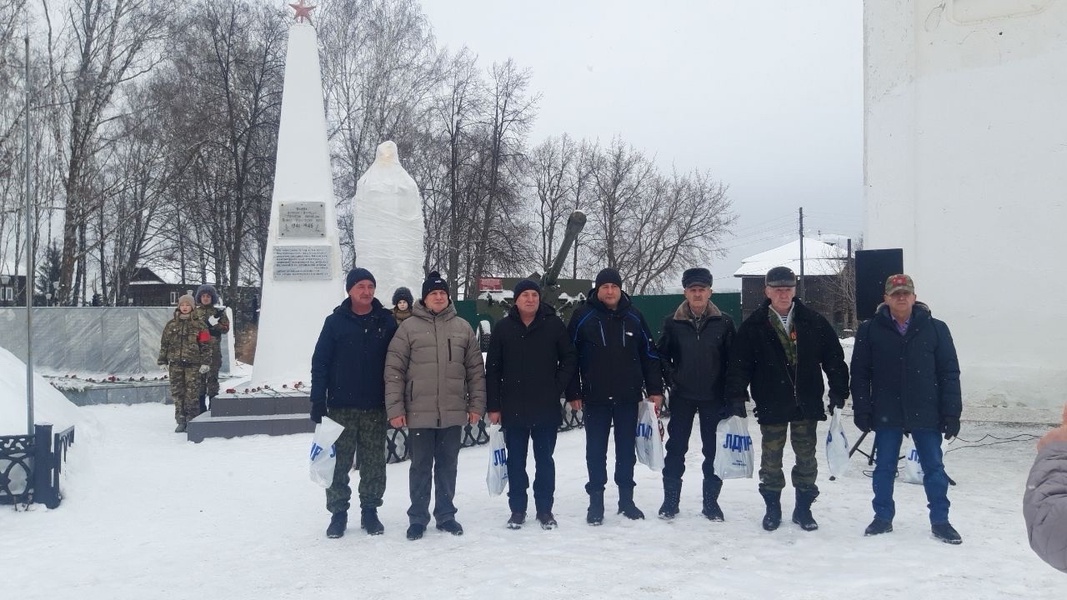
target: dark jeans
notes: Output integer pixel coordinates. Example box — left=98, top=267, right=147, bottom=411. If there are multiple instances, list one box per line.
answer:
left=406, top=426, right=462, bottom=527
left=583, top=398, right=640, bottom=494
left=872, top=427, right=950, bottom=524
left=663, top=396, right=722, bottom=484
left=504, top=424, right=558, bottom=514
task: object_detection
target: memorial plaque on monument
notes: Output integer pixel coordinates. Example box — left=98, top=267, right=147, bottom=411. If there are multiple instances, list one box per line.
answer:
left=278, top=202, right=326, bottom=238
left=273, top=245, right=332, bottom=280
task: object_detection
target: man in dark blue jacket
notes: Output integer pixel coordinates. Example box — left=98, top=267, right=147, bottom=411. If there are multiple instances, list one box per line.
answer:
left=567, top=268, right=663, bottom=525
left=725, top=266, right=849, bottom=532
left=656, top=267, right=736, bottom=521
left=851, top=273, right=963, bottom=544
left=310, top=268, right=398, bottom=539
left=486, top=279, right=577, bottom=530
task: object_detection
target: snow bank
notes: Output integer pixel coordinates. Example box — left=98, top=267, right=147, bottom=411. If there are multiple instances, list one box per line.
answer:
left=0, top=346, right=95, bottom=437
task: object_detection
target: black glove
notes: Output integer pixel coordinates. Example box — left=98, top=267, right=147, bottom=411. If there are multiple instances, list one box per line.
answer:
left=940, top=416, right=960, bottom=440
left=731, top=400, right=747, bottom=419
left=854, top=412, right=872, bottom=433
left=310, top=402, right=326, bottom=424
left=828, top=396, right=845, bottom=412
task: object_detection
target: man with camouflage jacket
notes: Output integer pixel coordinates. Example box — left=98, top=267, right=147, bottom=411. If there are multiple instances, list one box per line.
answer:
left=193, top=284, right=230, bottom=413
left=158, top=294, right=211, bottom=433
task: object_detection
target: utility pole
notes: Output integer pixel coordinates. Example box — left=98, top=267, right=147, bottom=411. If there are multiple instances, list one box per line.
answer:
left=798, top=207, right=805, bottom=299
left=24, top=29, right=35, bottom=435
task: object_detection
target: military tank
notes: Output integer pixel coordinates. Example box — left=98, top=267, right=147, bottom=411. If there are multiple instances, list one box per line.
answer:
left=475, top=211, right=590, bottom=347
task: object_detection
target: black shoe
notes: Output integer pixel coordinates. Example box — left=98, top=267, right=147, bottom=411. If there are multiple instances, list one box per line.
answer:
left=618, top=503, right=645, bottom=520
left=864, top=518, right=893, bottom=536
left=659, top=479, right=681, bottom=520
left=792, top=507, right=819, bottom=531
left=587, top=491, right=605, bottom=526
left=405, top=523, right=425, bottom=541
left=326, top=512, right=347, bottom=539
left=507, top=511, right=526, bottom=530
left=932, top=522, right=962, bottom=545
left=536, top=512, right=557, bottom=530
left=760, top=491, right=782, bottom=532
left=436, top=520, right=464, bottom=536
left=174, top=423, right=187, bottom=433
left=701, top=501, right=725, bottom=522
left=360, top=509, right=384, bottom=536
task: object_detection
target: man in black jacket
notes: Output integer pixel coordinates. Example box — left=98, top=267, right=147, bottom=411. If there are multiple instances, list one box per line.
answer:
left=567, top=267, right=663, bottom=525
left=725, top=266, right=849, bottom=532
left=310, top=268, right=398, bottom=539
left=656, top=267, right=736, bottom=521
left=486, top=279, right=577, bottom=530
left=850, top=274, right=963, bottom=544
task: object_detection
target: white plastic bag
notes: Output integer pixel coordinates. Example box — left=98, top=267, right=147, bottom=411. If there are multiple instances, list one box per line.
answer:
left=309, top=416, right=345, bottom=488
left=714, top=415, right=755, bottom=479
left=901, top=439, right=925, bottom=485
left=486, top=425, right=508, bottom=496
left=635, top=399, right=664, bottom=471
left=825, top=407, right=851, bottom=479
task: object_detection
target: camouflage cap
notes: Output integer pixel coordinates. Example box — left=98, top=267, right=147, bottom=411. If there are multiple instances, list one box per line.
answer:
left=885, top=274, right=915, bottom=295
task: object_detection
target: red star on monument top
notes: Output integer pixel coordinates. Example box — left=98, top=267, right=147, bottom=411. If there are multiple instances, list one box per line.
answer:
left=289, top=0, right=316, bottom=23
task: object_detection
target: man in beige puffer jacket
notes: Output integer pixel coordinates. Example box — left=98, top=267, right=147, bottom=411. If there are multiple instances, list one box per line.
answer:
left=1023, top=401, right=1067, bottom=573
left=386, top=271, right=486, bottom=541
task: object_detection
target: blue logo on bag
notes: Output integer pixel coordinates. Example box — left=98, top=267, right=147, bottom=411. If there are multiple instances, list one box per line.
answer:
left=310, top=443, right=323, bottom=461
left=908, top=448, right=920, bottom=462
left=722, top=433, right=752, bottom=451
left=636, top=422, right=653, bottom=440
left=492, top=448, right=507, bottom=467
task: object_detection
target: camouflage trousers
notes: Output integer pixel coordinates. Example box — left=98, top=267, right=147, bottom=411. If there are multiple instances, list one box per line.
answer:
left=326, top=407, right=387, bottom=515
left=169, top=365, right=203, bottom=425
left=203, top=340, right=222, bottom=398
left=758, top=420, right=819, bottom=495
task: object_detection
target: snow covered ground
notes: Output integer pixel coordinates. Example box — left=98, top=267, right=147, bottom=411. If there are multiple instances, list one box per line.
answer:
left=2, top=400, right=1063, bottom=599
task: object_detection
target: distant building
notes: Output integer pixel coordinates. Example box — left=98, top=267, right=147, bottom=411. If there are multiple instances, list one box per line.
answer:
left=733, top=238, right=854, bottom=333
left=0, top=274, right=28, bottom=307
left=125, top=267, right=259, bottom=325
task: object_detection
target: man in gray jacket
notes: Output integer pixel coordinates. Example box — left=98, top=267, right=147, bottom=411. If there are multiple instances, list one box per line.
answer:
left=1024, top=401, right=1067, bottom=573
left=386, top=270, right=486, bottom=541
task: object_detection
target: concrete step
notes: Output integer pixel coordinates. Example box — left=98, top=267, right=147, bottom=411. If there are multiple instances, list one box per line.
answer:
left=210, top=393, right=309, bottom=417
left=186, top=413, right=314, bottom=443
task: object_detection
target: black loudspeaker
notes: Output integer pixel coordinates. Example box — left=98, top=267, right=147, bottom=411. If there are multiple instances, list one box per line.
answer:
left=854, top=249, right=904, bottom=321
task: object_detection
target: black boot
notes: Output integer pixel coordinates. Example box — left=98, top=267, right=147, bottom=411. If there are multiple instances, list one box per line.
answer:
left=760, top=490, right=782, bottom=531
left=701, top=478, right=724, bottom=522
left=658, top=478, right=682, bottom=520
left=586, top=490, right=605, bottom=526
left=617, top=487, right=645, bottom=520
left=326, top=511, right=347, bottom=539
left=792, top=489, right=819, bottom=531
left=360, top=508, right=384, bottom=535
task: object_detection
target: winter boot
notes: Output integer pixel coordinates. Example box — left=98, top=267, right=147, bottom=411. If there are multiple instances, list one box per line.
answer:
left=405, top=523, right=425, bottom=541
left=360, top=508, right=384, bottom=536
left=760, top=490, right=782, bottom=531
left=701, top=478, right=724, bottom=522
left=326, top=511, right=347, bottom=539
left=586, top=490, right=605, bottom=526
left=658, top=478, right=682, bottom=520
left=174, top=422, right=187, bottom=434
left=791, top=489, right=819, bottom=531
left=536, top=512, right=557, bottom=530
left=864, top=518, right=893, bottom=536
left=932, top=522, right=962, bottom=545
left=507, top=511, right=526, bottom=530
left=617, top=487, right=645, bottom=520
left=436, top=519, right=464, bottom=536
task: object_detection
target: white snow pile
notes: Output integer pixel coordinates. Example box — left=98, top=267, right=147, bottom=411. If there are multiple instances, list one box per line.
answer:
left=0, top=345, right=93, bottom=437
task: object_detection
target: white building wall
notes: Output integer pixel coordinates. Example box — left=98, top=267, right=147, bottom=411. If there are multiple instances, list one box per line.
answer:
left=864, top=0, right=1067, bottom=407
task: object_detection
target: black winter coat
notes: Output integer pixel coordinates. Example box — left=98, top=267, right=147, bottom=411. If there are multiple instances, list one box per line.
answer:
left=485, top=304, right=577, bottom=427
left=849, top=302, right=961, bottom=431
left=724, top=298, right=849, bottom=425
left=310, top=298, right=398, bottom=410
left=565, top=290, right=663, bottom=403
left=657, top=300, right=735, bottom=411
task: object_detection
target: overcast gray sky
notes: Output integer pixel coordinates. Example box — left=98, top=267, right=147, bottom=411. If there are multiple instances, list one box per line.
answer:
left=419, top=0, right=863, bottom=291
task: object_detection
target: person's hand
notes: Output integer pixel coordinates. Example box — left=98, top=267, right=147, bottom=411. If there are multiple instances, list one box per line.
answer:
left=389, top=415, right=407, bottom=429
left=828, top=396, right=845, bottom=412
left=488, top=411, right=501, bottom=425
left=568, top=399, right=583, bottom=412
left=1037, top=402, right=1067, bottom=451
left=940, top=415, right=960, bottom=440
left=198, top=365, right=210, bottom=374
left=731, top=399, right=747, bottom=419
left=468, top=411, right=481, bottom=424
left=648, top=394, right=663, bottom=414
left=310, top=402, right=326, bottom=424
left=854, top=413, right=872, bottom=433
left=208, top=315, right=220, bottom=326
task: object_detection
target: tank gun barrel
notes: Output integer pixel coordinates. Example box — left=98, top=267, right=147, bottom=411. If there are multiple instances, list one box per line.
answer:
left=543, top=211, right=586, bottom=288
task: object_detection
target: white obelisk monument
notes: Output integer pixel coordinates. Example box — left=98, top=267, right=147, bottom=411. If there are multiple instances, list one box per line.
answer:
left=252, top=3, right=343, bottom=387
left=353, top=141, right=426, bottom=303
